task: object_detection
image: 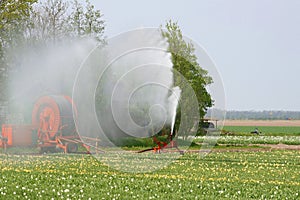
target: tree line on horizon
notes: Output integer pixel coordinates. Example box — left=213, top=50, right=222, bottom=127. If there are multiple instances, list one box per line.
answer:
left=207, top=109, right=300, bottom=120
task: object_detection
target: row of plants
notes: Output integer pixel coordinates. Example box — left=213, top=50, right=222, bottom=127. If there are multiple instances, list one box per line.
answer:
left=194, top=135, right=300, bottom=145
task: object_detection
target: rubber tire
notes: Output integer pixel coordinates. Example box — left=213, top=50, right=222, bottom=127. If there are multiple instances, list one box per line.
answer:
left=66, top=143, right=78, bottom=153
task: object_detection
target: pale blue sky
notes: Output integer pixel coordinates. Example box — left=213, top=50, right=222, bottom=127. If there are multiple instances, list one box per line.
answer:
left=89, top=0, right=300, bottom=111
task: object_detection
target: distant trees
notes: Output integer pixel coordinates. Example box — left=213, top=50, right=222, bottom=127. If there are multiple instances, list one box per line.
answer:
left=27, top=0, right=105, bottom=45
left=161, top=21, right=213, bottom=136
left=28, top=0, right=69, bottom=44
left=206, top=109, right=300, bottom=120
left=223, top=110, right=300, bottom=120
left=68, top=0, right=105, bottom=42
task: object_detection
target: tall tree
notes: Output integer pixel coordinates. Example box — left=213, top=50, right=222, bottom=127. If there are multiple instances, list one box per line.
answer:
left=0, top=0, right=36, bottom=101
left=27, top=0, right=105, bottom=45
left=68, top=0, right=105, bottom=43
left=28, top=0, right=69, bottom=44
left=0, top=0, right=36, bottom=124
left=161, top=21, right=213, bottom=136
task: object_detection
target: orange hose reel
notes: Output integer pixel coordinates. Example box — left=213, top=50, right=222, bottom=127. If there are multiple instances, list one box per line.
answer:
left=32, top=95, right=76, bottom=143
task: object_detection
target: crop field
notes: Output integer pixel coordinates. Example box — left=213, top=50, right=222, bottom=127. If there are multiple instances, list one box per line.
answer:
left=223, top=126, right=300, bottom=136
left=195, top=135, right=300, bottom=146
left=1, top=120, right=300, bottom=199
left=0, top=151, right=299, bottom=199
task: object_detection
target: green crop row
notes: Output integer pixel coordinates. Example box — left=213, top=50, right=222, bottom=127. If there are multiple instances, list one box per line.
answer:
left=194, top=136, right=300, bottom=145
left=222, top=126, right=300, bottom=136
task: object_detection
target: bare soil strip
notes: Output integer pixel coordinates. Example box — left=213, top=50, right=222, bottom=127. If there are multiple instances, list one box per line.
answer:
left=256, top=144, right=300, bottom=150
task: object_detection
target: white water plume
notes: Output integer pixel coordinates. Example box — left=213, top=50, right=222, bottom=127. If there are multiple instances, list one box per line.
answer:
left=73, top=28, right=182, bottom=143
left=168, top=86, right=181, bottom=135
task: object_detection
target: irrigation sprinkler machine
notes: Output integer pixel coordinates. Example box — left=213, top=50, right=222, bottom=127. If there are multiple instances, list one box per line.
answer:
left=0, top=95, right=183, bottom=154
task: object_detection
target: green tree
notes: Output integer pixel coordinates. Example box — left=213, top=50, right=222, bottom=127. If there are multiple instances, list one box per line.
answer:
left=24, top=0, right=105, bottom=46
left=161, top=21, right=213, bottom=136
left=68, top=0, right=105, bottom=43
left=31, top=0, right=69, bottom=44
left=0, top=0, right=36, bottom=102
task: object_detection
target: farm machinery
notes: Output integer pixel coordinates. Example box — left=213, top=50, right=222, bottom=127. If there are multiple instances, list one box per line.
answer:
left=32, top=95, right=86, bottom=153
left=137, top=131, right=184, bottom=154
left=0, top=95, right=99, bottom=153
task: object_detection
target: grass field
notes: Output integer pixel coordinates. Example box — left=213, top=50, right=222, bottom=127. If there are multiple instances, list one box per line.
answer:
left=0, top=151, right=299, bottom=199
left=223, top=126, right=300, bottom=136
